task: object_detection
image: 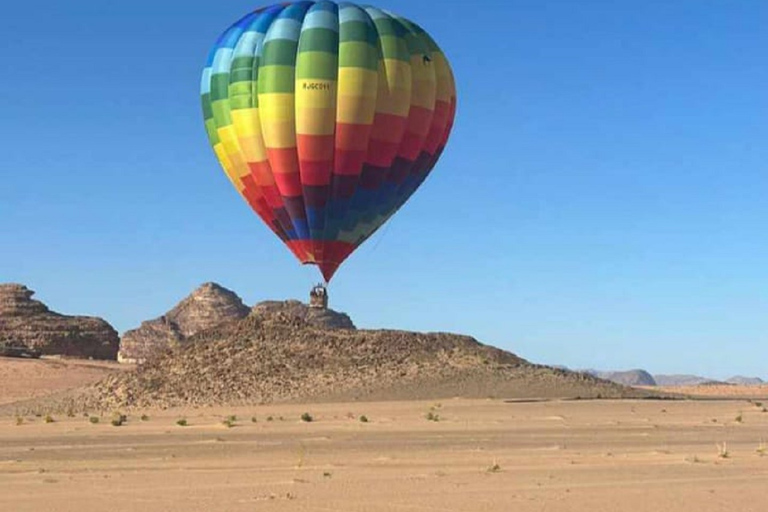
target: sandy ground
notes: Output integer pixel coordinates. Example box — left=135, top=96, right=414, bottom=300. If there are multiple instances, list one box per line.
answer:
left=1, top=398, right=767, bottom=512
left=0, top=357, right=130, bottom=406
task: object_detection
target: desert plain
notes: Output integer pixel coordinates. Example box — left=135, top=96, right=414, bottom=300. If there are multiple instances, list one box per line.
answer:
left=1, top=358, right=768, bottom=512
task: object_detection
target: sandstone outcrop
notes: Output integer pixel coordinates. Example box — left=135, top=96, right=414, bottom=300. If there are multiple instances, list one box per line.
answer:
left=0, top=284, right=119, bottom=360
left=251, top=299, right=355, bottom=330
left=118, top=283, right=250, bottom=363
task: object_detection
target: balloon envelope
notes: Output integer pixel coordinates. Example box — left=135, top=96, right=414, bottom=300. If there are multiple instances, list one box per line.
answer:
left=201, top=1, right=456, bottom=281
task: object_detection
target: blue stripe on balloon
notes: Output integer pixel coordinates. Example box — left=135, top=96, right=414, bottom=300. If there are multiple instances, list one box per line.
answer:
left=263, top=19, right=303, bottom=43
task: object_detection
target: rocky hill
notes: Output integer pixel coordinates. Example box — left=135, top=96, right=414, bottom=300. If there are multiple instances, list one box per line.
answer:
left=587, top=369, right=657, bottom=387
left=654, top=374, right=711, bottom=386
left=81, top=310, right=643, bottom=410
left=0, top=284, right=118, bottom=360
left=118, top=283, right=250, bottom=363
left=726, top=376, right=764, bottom=385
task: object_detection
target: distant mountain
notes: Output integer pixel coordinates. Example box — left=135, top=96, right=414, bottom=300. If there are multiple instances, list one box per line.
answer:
left=726, top=376, right=765, bottom=385
left=654, top=374, right=711, bottom=387
left=587, top=371, right=765, bottom=387
left=585, top=369, right=657, bottom=387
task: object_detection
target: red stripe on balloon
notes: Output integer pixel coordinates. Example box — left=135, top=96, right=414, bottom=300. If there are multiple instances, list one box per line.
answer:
left=272, top=172, right=303, bottom=197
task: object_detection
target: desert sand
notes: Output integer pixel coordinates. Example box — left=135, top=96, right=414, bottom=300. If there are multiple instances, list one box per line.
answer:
left=0, top=357, right=130, bottom=406
left=2, top=357, right=767, bottom=511
left=1, top=397, right=767, bottom=512
left=649, top=385, right=768, bottom=400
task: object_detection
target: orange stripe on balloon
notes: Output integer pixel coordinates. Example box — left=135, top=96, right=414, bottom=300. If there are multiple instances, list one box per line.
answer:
left=296, top=134, right=334, bottom=161
left=335, top=123, right=372, bottom=151
left=266, top=148, right=301, bottom=176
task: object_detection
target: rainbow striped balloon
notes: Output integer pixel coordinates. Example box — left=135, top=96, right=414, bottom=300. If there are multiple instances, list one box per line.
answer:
left=201, top=1, right=456, bottom=281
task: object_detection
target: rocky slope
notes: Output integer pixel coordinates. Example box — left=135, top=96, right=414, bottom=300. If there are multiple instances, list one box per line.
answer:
left=118, top=283, right=250, bottom=363
left=0, top=284, right=118, bottom=360
left=82, top=311, right=643, bottom=410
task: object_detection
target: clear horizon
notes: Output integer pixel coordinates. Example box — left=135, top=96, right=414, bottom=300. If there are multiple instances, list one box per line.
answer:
left=1, top=0, right=765, bottom=380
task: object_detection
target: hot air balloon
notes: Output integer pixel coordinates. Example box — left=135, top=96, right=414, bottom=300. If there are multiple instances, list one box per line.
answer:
left=201, top=1, right=457, bottom=285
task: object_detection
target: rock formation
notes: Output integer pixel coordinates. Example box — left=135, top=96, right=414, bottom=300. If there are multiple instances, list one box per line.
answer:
left=118, top=283, right=250, bottom=363
left=251, top=299, right=355, bottom=330
left=83, top=314, right=646, bottom=410
left=0, top=284, right=119, bottom=360
left=587, top=369, right=657, bottom=387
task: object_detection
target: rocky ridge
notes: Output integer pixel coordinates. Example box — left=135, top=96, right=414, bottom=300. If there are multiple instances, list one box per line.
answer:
left=0, top=284, right=119, bottom=360
left=84, top=311, right=643, bottom=410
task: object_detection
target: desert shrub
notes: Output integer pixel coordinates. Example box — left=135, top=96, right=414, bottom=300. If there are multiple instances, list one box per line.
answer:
left=359, top=415, right=369, bottom=423
left=487, top=462, right=502, bottom=473
left=89, top=416, right=100, bottom=424
left=44, top=415, right=55, bottom=424
left=111, top=413, right=127, bottom=427
left=176, top=418, right=188, bottom=427
left=426, top=411, right=440, bottom=422
left=300, top=412, right=313, bottom=423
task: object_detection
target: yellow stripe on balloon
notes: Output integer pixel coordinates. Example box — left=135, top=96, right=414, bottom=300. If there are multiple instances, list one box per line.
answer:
left=217, top=125, right=240, bottom=152
left=231, top=108, right=262, bottom=137
left=258, top=93, right=296, bottom=123
left=432, top=54, right=453, bottom=102
left=375, top=59, right=411, bottom=117
left=374, top=87, right=411, bottom=117
left=380, top=59, right=411, bottom=91
left=260, top=119, right=297, bottom=148
left=297, top=108, right=336, bottom=135
left=409, top=55, right=436, bottom=110
left=337, top=68, right=378, bottom=98
left=336, top=95, right=377, bottom=124
left=213, top=143, right=244, bottom=191
left=295, top=80, right=337, bottom=107
left=238, top=136, right=268, bottom=162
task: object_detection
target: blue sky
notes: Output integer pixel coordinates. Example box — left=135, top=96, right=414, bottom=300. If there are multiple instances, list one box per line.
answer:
left=1, top=1, right=766, bottom=379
